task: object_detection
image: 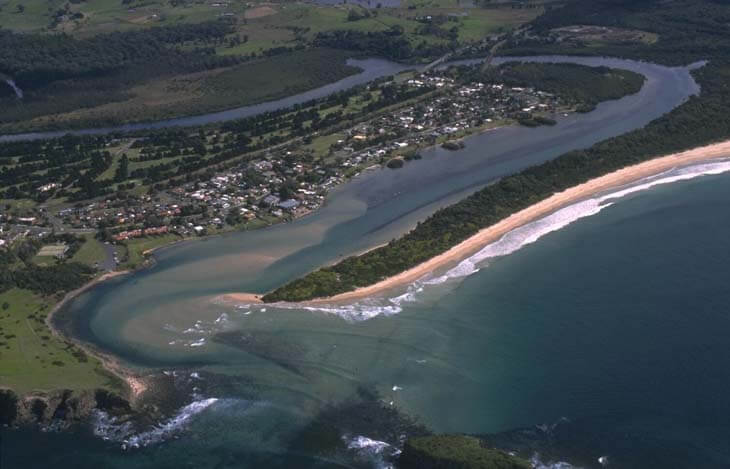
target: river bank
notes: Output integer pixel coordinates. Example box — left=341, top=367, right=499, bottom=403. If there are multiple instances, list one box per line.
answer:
left=224, top=139, right=730, bottom=305
left=51, top=53, right=700, bottom=371
left=45, top=270, right=150, bottom=402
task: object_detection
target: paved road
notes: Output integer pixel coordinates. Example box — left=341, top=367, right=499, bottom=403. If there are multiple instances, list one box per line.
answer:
left=99, top=242, right=117, bottom=272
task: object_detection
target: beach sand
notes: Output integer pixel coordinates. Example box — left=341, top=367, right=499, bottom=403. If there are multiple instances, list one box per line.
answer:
left=225, top=140, right=730, bottom=306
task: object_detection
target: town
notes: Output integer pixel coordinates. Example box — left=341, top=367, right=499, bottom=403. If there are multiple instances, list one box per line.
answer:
left=0, top=62, right=569, bottom=270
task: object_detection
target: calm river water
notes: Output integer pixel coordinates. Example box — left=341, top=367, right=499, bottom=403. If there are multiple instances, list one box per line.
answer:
left=7, top=56, right=725, bottom=468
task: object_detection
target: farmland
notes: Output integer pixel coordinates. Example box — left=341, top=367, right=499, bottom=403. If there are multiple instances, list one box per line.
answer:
left=0, top=0, right=545, bottom=132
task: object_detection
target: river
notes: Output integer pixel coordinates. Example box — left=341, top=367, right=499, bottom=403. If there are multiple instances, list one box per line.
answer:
left=25, top=55, right=718, bottom=468
left=0, top=58, right=416, bottom=143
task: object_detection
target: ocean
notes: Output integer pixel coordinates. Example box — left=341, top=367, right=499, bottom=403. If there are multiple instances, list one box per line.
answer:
left=6, top=162, right=730, bottom=468
left=3, top=57, right=721, bottom=468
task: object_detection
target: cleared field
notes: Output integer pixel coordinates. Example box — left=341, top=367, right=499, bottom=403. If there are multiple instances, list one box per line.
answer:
left=120, top=233, right=182, bottom=269
left=37, top=244, right=67, bottom=257
left=0, top=288, right=119, bottom=394
left=70, top=234, right=107, bottom=267
left=0, top=0, right=248, bottom=36
left=0, top=0, right=542, bottom=133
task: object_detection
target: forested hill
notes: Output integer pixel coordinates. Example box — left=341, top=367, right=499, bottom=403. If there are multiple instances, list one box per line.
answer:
left=0, top=21, right=236, bottom=89
left=502, top=0, right=730, bottom=66
left=488, top=62, right=645, bottom=112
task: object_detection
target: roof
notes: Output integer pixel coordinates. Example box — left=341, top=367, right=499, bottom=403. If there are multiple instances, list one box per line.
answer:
left=278, top=199, right=300, bottom=210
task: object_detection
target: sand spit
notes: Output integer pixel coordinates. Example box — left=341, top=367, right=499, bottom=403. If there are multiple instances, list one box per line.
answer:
left=224, top=139, right=730, bottom=306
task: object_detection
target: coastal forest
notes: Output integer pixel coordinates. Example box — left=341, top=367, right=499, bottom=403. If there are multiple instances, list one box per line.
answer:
left=264, top=0, right=730, bottom=301
left=0, top=0, right=542, bottom=132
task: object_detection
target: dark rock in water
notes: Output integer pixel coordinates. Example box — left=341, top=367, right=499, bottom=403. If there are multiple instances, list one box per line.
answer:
left=0, top=389, right=19, bottom=424
left=0, top=389, right=133, bottom=427
left=398, top=435, right=531, bottom=469
left=95, top=389, right=131, bottom=413
left=213, top=331, right=307, bottom=377
left=387, top=158, right=405, bottom=169
left=288, top=387, right=429, bottom=464
left=442, top=140, right=466, bottom=151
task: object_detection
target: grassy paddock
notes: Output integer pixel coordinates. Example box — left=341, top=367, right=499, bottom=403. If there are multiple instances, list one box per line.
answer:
left=120, top=233, right=182, bottom=269
left=0, top=288, right=118, bottom=394
left=70, top=234, right=107, bottom=267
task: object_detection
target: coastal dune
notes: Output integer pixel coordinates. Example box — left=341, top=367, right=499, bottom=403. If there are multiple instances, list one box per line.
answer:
left=225, top=140, right=730, bottom=306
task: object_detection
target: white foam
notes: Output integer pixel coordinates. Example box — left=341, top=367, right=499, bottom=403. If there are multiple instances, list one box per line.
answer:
left=214, top=312, right=229, bottom=324
left=345, top=435, right=399, bottom=469
left=92, top=398, right=220, bottom=449
left=302, top=159, right=730, bottom=321
left=530, top=455, right=580, bottom=469
left=123, top=398, right=219, bottom=449
left=91, top=410, right=134, bottom=441
left=347, top=435, right=392, bottom=453
left=225, top=160, right=730, bottom=323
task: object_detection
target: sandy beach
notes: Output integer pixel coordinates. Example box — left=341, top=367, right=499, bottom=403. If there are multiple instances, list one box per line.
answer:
left=225, top=140, right=730, bottom=306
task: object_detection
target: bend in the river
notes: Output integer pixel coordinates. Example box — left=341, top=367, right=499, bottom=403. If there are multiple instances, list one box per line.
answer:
left=52, top=55, right=703, bottom=370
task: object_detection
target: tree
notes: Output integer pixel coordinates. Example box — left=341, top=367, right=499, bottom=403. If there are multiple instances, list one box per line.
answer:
left=114, top=154, right=129, bottom=182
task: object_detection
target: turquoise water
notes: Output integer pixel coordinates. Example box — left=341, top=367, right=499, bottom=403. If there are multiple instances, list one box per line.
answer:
left=9, top=158, right=730, bottom=469
left=5, top=57, right=725, bottom=468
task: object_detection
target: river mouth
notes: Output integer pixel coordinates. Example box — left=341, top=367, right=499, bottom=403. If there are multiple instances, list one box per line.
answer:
left=53, top=55, right=701, bottom=366
left=44, top=55, right=710, bottom=467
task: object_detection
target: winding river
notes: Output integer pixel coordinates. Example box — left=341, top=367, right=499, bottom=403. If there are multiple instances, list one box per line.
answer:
left=0, top=58, right=416, bottom=143
left=42, top=56, right=718, bottom=467
left=55, top=55, right=701, bottom=363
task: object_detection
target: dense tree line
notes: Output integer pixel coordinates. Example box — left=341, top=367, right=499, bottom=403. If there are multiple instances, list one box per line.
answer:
left=487, top=62, right=644, bottom=111
left=0, top=21, right=235, bottom=88
left=0, top=21, right=244, bottom=128
left=262, top=0, right=730, bottom=302
left=0, top=236, right=95, bottom=296
left=313, top=28, right=451, bottom=62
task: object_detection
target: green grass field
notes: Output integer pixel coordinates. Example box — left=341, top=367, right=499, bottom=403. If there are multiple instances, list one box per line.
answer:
left=0, top=288, right=120, bottom=394
left=71, top=234, right=108, bottom=267
left=120, top=233, right=182, bottom=269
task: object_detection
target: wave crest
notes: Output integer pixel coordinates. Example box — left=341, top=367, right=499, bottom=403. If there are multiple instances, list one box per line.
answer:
left=233, top=159, right=730, bottom=322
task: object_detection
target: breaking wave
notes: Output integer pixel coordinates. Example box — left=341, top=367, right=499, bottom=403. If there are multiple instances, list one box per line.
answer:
left=4, top=79, right=22, bottom=99
left=229, top=159, right=730, bottom=322
left=344, top=435, right=401, bottom=469
left=92, top=398, right=220, bottom=449
left=530, top=455, right=581, bottom=469
left=167, top=312, right=234, bottom=347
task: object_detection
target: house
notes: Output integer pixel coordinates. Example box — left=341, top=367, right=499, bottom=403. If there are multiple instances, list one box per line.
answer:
left=278, top=199, right=300, bottom=211
left=262, top=195, right=281, bottom=207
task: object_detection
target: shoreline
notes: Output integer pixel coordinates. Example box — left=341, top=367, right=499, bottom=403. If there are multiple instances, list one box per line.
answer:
left=45, top=270, right=149, bottom=401
left=224, top=139, right=730, bottom=306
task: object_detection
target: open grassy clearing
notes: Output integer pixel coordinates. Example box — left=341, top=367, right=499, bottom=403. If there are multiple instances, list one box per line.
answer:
left=0, top=0, right=248, bottom=36
left=0, top=288, right=118, bottom=394
left=70, top=234, right=107, bottom=267
left=120, top=233, right=182, bottom=269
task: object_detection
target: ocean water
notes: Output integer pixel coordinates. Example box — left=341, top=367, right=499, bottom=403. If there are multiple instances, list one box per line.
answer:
left=7, top=163, right=730, bottom=468
left=5, top=58, right=722, bottom=467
